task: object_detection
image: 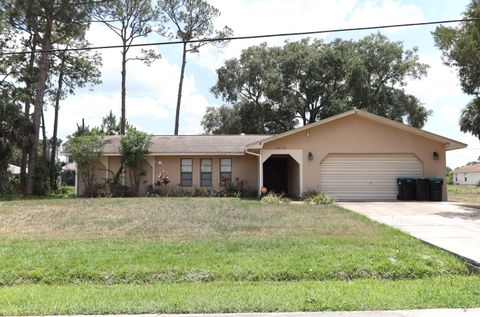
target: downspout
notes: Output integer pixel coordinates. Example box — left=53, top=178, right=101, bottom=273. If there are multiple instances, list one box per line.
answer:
left=245, top=149, right=262, bottom=196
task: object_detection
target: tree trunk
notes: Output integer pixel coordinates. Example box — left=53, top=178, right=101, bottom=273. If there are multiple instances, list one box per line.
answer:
left=41, top=106, right=48, bottom=167
left=174, top=42, right=188, bottom=135
left=20, top=35, right=37, bottom=191
left=0, top=161, right=8, bottom=196
left=49, top=56, right=65, bottom=190
left=120, top=48, right=127, bottom=135
left=25, top=13, right=53, bottom=196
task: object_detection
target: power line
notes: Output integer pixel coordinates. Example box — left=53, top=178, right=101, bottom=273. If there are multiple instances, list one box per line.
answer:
left=60, top=0, right=114, bottom=6
left=1, top=17, right=478, bottom=56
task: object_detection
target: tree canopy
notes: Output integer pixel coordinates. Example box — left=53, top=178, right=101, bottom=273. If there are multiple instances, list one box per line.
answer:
left=64, top=132, right=103, bottom=197
left=2, top=0, right=97, bottom=194
left=433, top=0, right=480, bottom=139
left=0, top=90, right=31, bottom=195
left=203, top=33, right=431, bottom=135
left=459, top=99, right=480, bottom=139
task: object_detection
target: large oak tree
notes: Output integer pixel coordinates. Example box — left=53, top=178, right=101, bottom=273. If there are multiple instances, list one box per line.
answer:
left=203, top=33, right=430, bottom=134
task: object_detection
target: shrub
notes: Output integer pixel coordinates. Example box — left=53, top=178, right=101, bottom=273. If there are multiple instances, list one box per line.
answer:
left=261, top=192, right=289, bottom=204
left=146, top=183, right=257, bottom=198
left=193, top=186, right=212, bottom=197
left=304, top=193, right=335, bottom=205
left=64, top=133, right=103, bottom=197
left=49, top=186, right=75, bottom=199
left=96, top=179, right=132, bottom=198
left=146, top=175, right=257, bottom=199
left=147, top=185, right=194, bottom=197
left=120, top=129, right=152, bottom=196
left=218, top=177, right=257, bottom=198
left=301, top=190, right=318, bottom=200
left=447, top=171, right=454, bottom=185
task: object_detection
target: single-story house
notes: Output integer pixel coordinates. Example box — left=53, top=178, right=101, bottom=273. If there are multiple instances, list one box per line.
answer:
left=452, top=163, right=480, bottom=185
left=73, top=109, right=466, bottom=200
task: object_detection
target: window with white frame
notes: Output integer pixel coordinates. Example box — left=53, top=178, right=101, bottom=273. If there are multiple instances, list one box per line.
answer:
left=220, top=158, right=232, bottom=186
left=200, top=159, right=212, bottom=187
left=181, top=159, right=193, bottom=186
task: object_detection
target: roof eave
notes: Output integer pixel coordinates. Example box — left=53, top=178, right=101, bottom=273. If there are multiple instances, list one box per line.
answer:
left=93, top=152, right=248, bottom=156
left=246, top=109, right=467, bottom=151
left=446, top=142, right=468, bottom=151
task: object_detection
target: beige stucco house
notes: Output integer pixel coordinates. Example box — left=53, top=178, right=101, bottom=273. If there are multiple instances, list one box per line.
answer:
left=75, top=109, right=466, bottom=200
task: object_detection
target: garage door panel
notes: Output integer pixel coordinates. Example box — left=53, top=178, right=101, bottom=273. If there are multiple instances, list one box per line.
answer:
left=319, top=154, right=423, bottom=200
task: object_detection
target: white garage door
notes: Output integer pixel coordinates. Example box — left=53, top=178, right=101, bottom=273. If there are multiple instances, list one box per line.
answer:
left=319, top=154, right=423, bottom=200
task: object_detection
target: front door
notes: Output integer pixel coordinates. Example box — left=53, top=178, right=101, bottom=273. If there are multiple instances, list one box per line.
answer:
left=263, top=157, right=288, bottom=194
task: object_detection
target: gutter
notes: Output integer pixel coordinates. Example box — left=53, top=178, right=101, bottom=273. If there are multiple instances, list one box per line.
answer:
left=245, top=149, right=260, bottom=157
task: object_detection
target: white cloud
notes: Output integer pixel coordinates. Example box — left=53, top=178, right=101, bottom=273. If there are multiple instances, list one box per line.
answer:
left=190, top=0, right=359, bottom=71
left=406, top=53, right=464, bottom=105
left=347, top=0, right=424, bottom=28
left=190, top=0, right=426, bottom=72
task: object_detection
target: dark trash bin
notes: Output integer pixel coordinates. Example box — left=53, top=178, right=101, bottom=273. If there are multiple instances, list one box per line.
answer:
left=397, top=177, right=416, bottom=200
left=427, top=178, right=444, bottom=201
left=415, top=178, right=427, bottom=201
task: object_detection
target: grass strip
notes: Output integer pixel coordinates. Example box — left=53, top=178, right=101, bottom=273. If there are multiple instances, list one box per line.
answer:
left=1, top=277, right=480, bottom=315
left=0, top=236, right=469, bottom=285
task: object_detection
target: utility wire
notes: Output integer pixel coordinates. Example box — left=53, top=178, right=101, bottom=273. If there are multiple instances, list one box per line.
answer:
left=1, top=17, right=478, bottom=56
left=60, top=0, right=114, bottom=6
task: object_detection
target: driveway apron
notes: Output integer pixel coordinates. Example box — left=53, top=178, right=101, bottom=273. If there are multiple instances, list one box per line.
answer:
left=338, top=201, right=480, bottom=266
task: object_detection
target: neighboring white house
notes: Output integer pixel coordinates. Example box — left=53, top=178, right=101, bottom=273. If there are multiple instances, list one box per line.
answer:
left=453, top=163, right=480, bottom=185
left=7, top=164, right=21, bottom=175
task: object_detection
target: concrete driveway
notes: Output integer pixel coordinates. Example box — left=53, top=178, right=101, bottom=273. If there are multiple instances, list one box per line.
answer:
left=337, top=201, right=480, bottom=266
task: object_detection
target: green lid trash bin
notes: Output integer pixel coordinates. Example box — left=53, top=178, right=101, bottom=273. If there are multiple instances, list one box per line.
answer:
left=415, top=178, right=427, bottom=201
left=426, top=178, right=444, bottom=201
left=397, top=177, right=416, bottom=200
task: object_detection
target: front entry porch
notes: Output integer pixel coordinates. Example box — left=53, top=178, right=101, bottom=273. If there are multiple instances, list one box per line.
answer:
left=259, top=150, right=303, bottom=197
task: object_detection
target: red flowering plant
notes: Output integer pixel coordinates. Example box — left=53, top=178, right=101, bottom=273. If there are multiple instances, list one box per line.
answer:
left=154, top=161, right=170, bottom=186
left=156, top=169, right=170, bottom=186
left=221, top=176, right=228, bottom=187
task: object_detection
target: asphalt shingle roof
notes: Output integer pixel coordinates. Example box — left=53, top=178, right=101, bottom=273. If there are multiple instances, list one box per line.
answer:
left=453, top=163, right=480, bottom=173
left=101, top=134, right=270, bottom=155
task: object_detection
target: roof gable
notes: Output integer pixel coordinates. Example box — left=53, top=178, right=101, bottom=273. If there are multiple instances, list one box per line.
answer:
left=246, top=109, right=467, bottom=151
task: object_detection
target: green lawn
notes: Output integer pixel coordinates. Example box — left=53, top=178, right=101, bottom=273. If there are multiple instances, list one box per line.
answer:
left=0, top=197, right=478, bottom=315
left=448, top=184, right=480, bottom=205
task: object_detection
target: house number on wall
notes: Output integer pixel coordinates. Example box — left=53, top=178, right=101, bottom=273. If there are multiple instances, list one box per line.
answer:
left=275, top=146, right=286, bottom=150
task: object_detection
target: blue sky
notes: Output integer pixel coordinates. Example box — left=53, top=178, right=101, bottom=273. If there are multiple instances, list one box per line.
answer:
left=48, top=0, right=480, bottom=168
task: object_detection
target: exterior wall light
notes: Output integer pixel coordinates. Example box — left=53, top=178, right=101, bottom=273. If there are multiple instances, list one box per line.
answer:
left=433, top=152, right=439, bottom=160
left=308, top=152, right=314, bottom=161
left=306, top=131, right=310, bottom=137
